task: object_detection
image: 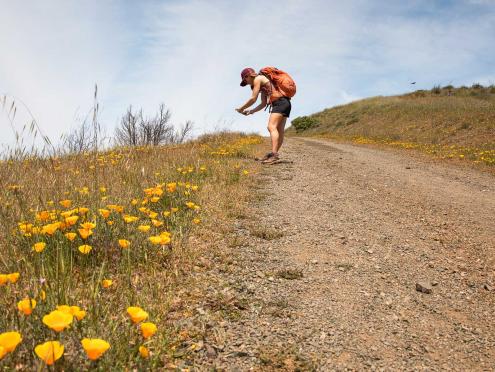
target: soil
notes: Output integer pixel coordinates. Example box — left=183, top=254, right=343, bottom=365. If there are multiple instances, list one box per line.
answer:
left=182, top=137, right=495, bottom=371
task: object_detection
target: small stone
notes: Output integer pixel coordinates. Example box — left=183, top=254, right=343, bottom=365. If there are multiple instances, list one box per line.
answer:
left=484, top=283, right=493, bottom=291
left=205, top=345, right=217, bottom=358
left=416, top=281, right=433, bottom=294
left=431, top=281, right=439, bottom=286
left=234, top=350, right=250, bottom=357
left=311, top=259, right=318, bottom=264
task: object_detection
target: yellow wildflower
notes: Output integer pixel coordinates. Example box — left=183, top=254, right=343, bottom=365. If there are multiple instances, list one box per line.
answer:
left=78, top=207, right=89, bottom=215
left=60, top=210, right=75, bottom=218
left=123, top=215, right=139, bottom=223
left=152, top=219, right=164, bottom=227
left=148, top=232, right=171, bottom=245
left=118, top=239, right=130, bottom=249
left=71, top=306, right=86, bottom=321
left=42, top=222, right=60, bottom=235
left=35, top=341, right=64, bottom=365
left=7, top=272, right=20, bottom=283
left=59, top=200, right=72, bottom=208
left=80, top=222, right=96, bottom=229
left=65, top=232, right=77, bottom=241
left=78, top=228, right=93, bottom=240
left=138, top=225, right=151, bottom=233
left=33, top=242, right=46, bottom=253
left=0, top=332, right=22, bottom=354
left=17, top=298, right=36, bottom=315
left=127, top=306, right=148, bottom=323
left=140, top=322, right=157, bottom=339
left=107, top=204, right=124, bottom=213
left=99, top=209, right=111, bottom=218
left=102, top=279, right=113, bottom=288
left=78, top=245, right=92, bottom=254
left=36, top=211, right=50, bottom=222
left=81, top=338, right=110, bottom=361
left=139, top=345, right=150, bottom=358
left=42, top=310, right=73, bottom=332
left=65, top=215, right=79, bottom=226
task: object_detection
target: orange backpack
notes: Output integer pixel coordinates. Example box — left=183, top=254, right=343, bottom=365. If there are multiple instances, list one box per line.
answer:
left=259, top=67, right=296, bottom=103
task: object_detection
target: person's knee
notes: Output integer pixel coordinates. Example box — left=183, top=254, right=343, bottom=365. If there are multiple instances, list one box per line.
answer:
left=267, top=124, right=278, bottom=133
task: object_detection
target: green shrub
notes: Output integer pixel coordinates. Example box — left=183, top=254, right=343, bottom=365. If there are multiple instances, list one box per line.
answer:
left=291, top=116, right=319, bottom=132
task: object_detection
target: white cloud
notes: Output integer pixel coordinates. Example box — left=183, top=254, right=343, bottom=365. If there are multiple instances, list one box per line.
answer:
left=0, top=0, right=494, bottom=148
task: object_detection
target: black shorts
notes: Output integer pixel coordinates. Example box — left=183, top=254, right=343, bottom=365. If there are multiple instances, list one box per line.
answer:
left=270, top=97, right=291, bottom=118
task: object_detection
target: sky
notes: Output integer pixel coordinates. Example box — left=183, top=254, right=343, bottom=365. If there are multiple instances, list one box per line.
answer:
left=1, top=0, right=494, bottom=148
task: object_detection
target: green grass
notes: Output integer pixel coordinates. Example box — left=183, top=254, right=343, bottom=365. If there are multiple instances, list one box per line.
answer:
left=0, top=132, right=262, bottom=369
left=289, top=85, right=495, bottom=166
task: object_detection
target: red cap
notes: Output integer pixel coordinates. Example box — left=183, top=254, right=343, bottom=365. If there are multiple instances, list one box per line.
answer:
left=240, top=67, right=256, bottom=86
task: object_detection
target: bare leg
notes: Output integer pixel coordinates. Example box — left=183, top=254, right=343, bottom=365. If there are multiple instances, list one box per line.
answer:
left=267, top=113, right=285, bottom=154
left=276, top=117, right=287, bottom=153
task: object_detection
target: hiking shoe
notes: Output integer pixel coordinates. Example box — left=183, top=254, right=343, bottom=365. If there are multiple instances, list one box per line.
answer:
left=256, top=152, right=274, bottom=162
left=261, top=153, right=280, bottom=164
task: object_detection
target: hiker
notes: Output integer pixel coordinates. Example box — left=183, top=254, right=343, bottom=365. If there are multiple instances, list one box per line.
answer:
left=236, top=67, right=296, bottom=164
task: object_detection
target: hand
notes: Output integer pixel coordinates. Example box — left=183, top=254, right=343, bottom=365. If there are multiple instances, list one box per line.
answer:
left=243, top=109, right=252, bottom=115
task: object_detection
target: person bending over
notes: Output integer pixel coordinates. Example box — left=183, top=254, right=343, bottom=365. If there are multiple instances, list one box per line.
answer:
left=236, top=67, right=296, bottom=164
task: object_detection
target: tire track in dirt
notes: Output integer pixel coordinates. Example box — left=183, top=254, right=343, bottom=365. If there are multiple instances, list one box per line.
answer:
left=193, top=137, right=495, bottom=371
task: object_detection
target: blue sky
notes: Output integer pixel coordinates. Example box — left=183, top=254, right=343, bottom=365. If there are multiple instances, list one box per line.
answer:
left=1, top=0, right=494, bottom=148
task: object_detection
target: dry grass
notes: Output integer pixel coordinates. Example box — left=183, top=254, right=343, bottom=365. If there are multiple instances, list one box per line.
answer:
left=250, top=226, right=284, bottom=241
left=289, top=86, right=495, bottom=166
left=0, top=132, right=262, bottom=369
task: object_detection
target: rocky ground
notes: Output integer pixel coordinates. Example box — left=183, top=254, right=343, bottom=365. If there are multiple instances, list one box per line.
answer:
left=178, top=137, right=495, bottom=371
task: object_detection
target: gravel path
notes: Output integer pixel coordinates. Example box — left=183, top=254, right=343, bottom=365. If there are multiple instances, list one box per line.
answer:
left=189, top=137, right=495, bottom=371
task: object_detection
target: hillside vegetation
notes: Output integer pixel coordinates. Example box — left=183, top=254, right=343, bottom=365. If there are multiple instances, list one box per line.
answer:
left=290, top=85, right=495, bottom=165
left=0, top=132, right=261, bottom=369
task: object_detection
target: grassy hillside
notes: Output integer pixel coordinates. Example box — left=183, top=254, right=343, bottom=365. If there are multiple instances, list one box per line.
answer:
left=290, top=85, right=495, bottom=165
left=0, top=133, right=262, bottom=369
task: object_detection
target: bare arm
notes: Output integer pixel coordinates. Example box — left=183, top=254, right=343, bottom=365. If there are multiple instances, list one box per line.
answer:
left=246, top=93, right=267, bottom=115
left=236, top=77, right=262, bottom=113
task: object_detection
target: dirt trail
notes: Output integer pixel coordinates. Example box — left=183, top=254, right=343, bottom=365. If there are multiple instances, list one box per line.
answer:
left=192, top=137, right=495, bottom=371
